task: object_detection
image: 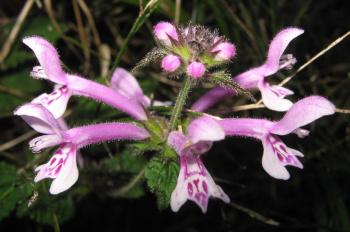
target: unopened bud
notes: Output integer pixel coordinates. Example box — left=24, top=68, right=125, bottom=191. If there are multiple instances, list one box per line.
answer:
left=187, top=61, right=205, bottom=79
left=211, top=42, right=236, bottom=61
left=154, top=22, right=178, bottom=46
left=161, top=54, right=181, bottom=72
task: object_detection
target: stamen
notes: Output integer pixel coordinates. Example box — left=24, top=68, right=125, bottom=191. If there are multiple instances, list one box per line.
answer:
left=293, top=128, right=310, bottom=138
left=279, top=54, right=297, bottom=70
left=30, top=66, right=47, bottom=79
left=29, top=134, right=62, bottom=153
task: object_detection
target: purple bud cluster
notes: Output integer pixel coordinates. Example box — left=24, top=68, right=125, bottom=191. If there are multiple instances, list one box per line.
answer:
left=154, top=22, right=236, bottom=79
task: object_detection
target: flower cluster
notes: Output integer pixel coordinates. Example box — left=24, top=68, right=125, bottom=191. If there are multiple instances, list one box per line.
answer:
left=15, top=21, right=335, bottom=213
left=154, top=22, right=236, bottom=79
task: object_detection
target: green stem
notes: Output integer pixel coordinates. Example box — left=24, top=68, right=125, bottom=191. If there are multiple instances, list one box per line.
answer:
left=169, top=76, right=192, bottom=131
left=52, top=212, right=61, bottom=232
left=109, top=0, right=160, bottom=77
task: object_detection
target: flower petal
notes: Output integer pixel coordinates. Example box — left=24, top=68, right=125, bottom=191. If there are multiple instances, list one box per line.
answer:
left=187, top=116, right=225, bottom=144
left=167, top=131, right=187, bottom=155
left=170, top=155, right=229, bottom=213
left=111, top=68, right=150, bottom=107
left=14, top=103, right=61, bottom=134
left=270, top=96, right=335, bottom=135
left=23, top=36, right=66, bottom=85
left=258, top=79, right=294, bottom=112
left=68, top=74, right=148, bottom=120
left=219, top=118, right=273, bottom=139
left=34, top=143, right=78, bottom=194
left=259, top=28, right=304, bottom=76
left=261, top=134, right=303, bottom=180
left=191, top=87, right=234, bottom=112
left=64, top=122, right=150, bottom=148
left=233, top=67, right=265, bottom=89
left=29, top=134, right=62, bottom=153
left=32, top=85, right=71, bottom=119
left=261, top=135, right=290, bottom=180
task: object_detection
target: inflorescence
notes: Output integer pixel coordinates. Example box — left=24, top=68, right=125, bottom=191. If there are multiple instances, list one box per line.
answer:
left=14, top=21, right=335, bottom=213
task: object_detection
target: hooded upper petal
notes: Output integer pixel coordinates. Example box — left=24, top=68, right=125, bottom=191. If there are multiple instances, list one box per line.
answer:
left=31, top=85, right=72, bottom=119
left=170, top=154, right=230, bottom=213
left=270, top=96, right=335, bottom=135
left=187, top=116, right=225, bottom=144
left=23, top=36, right=67, bottom=85
left=111, top=68, right=151, bottom=107
left=258, top=80, right=294, bottom=112
left=14, top=103, right=61, bottom=134
left=35, top=143, right=78, bottom=194
left=258, top=27, right=304, bottom=76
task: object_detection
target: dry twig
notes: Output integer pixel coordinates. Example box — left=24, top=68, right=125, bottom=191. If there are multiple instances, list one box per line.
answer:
left=0, top=0, right=35, bottom=64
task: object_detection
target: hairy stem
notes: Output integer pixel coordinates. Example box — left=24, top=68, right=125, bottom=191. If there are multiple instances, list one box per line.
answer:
left=169, top=76, right=192, bottom=131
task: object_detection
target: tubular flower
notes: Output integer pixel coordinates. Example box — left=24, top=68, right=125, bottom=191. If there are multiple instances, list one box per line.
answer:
left=14, top=103, right=150, bottom=194
left=23, top=36, right=147, bottom=120
left=192, top=27, right=304, bottom=112
left=218, top=96, right=335, bottom=179
left=110, top=68, right=171, bottom=107
left=168, top=116, right=229, bottom=213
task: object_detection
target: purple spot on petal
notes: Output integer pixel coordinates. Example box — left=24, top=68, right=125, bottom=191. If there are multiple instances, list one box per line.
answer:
left=277, top=153, right=285, bottom=162
left=50, top=158, right=56, bottom=165
left=187, top=183, right=193, bottom=196
left=193, top=179, right=200, bottom=191
left=202, top=181, right=208, bottom=194
left=55, top=164, right=62, bottom=175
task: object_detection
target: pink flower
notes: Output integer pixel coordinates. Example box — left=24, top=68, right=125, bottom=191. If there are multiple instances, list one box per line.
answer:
left=219, top=96, right=335, bottom=179
left=110, top=68, right=172, bottom=107
left=161, top=54, right=181, bottom=72
left=23, top=36, right=147, bottom=120
left=192, top=27, right=304, bottom=112
left=14, top=103, right=150, bottom=194
left=168, top=117, right=229, bottom=213
left=153, top=22, right=178, bottom=46
left=187, top=61, right=206, bottom=79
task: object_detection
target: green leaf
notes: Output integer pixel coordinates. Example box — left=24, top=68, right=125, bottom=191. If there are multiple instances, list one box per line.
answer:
left=0, top=162, right=17, bottom=186
left=103, top=147, right=147, bottom=173
left=21, top=16, right=68, bottom=41
left=0, top=162, right=33, bottom=221
left=0, top=70, right=43, bottom=114
left=122, top=185, right=145, bottom=199
left=144, top=157, right=179, bottom=210
left=17, top=188, right=74, bottom=225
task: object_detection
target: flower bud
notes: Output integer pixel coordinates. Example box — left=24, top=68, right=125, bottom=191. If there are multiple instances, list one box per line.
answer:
left=154, top=22, right=178, bottom=46
left=161, top=54, right=181, bottom=72
left=187, top=61, right=205, bottom=79
left=211, top=42, right=236, bottom=61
